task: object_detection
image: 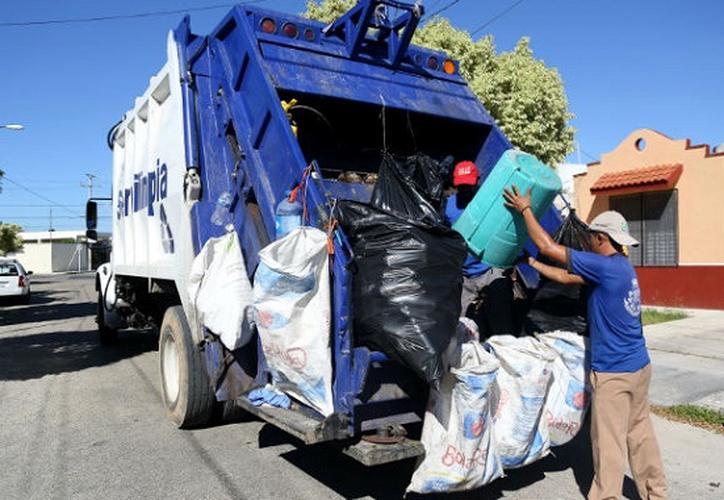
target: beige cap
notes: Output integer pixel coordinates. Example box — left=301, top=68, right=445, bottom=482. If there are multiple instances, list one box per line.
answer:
left=589, top=211, right=640, bottom=247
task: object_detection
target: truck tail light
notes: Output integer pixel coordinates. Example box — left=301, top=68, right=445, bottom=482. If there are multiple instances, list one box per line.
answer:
left=443, top=59, right=455, bottom=74
left=303, top=28, right=315, bottom=42
left=261, top=18, right=277, bottom=34
left=282, top=23, right=298, bottom=38
left=18, top=276, right=25, bottom=288
left=426, top=56, right=439, bottom=70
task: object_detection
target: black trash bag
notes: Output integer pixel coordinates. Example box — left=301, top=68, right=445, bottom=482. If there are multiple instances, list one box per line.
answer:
left=338, top=200, right=466, bottom=387
left=526, top=211, right=591, bottom=334
left=550, top=210, right=593, bottom=253
left=369, top=153, right=452, bottom=225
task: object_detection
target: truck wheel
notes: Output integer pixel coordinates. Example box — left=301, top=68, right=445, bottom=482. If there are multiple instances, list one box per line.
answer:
left=97, top=290, right=118, bottom=345
left=159, top=305, right=215, bottom=428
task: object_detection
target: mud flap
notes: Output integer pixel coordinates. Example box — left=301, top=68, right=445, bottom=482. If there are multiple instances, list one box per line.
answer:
left=201, top=328, right=257, bottom=402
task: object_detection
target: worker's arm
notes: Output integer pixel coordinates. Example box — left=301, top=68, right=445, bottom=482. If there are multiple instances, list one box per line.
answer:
left=503, top=185, right=569, bottom=265
left=527, top=257, right=585, bottom=285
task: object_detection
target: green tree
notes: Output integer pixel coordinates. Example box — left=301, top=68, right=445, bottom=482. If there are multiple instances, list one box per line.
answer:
left=303, top=0, right=355, bottom=23
left=0, top=223, right=23, bottom=256
left=303, top=2, right=575, bottom=164
left=469, top=37, right=575, bottom=165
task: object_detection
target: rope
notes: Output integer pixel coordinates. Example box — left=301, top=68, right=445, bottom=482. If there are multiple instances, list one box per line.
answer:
left=406, top=110, right=417, bottom=151
left=326, top=198, right=339, bottom=256
left=289, top=164, right=314, bottom=224
left=380, top=94, right=387, bottom=153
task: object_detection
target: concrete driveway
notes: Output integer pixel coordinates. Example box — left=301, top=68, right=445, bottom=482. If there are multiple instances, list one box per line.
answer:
left=0, top=273, right=721, bottom=499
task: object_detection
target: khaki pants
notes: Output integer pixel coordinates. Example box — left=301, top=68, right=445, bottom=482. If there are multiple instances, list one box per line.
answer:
left=588, top=364, right=667, bottom=500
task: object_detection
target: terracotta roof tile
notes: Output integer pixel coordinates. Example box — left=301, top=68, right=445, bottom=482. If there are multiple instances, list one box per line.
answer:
left=590, top=164, right=683, bottom=193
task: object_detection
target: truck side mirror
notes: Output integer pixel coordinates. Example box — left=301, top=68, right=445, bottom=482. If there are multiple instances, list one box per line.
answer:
left=86, top=201, right=98, bottom=230
left=86, top=229, right=98, bottom=241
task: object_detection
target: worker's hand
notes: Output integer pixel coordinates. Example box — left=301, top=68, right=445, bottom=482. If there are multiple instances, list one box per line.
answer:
left=515, top=254, right=537, bottom=268
left=503, top=185, right=533, bottom=214
left=513, top=249, right=532, bottom=266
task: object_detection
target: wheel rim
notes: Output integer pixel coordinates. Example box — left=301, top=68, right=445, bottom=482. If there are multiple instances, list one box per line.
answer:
left=162, top=332, right=180, bottom=405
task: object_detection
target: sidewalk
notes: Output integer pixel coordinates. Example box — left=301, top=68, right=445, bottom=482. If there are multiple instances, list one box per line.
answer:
left=645, top=309, right=724, bottom=412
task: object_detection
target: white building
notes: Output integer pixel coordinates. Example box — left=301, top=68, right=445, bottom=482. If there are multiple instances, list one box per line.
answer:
left=8, top=230, right=110, bottom=274
left=556, top=163, right=588, bottom=210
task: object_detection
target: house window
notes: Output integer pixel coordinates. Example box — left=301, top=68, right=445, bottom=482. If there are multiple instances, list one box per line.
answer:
left=610, top=190, right=678, bottom=266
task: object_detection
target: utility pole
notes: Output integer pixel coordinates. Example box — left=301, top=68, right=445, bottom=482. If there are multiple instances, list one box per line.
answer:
left=80, top=174, right=97, bottom=272
left=81, top=173, right=97, bottom=199
left=48, top=208, right=54, bottom=232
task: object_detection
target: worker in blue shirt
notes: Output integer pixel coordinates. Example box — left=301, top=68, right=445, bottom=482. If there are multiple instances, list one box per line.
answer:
left=503, top=185, right=667, bottom=500
left=445, top=161, right=513, bottom=337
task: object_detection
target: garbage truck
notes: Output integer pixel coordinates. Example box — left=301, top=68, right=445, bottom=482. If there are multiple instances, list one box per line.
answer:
left=89, top=0, right=564, bottom=466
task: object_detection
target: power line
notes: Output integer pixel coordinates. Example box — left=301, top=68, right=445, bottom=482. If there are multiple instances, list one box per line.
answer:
left=0, top=215, right=112, bottom=219
left=424, top=0, right=463, bottom=20
left=1, top=176, right=82, bottom=216
left=0, top=1, right=264, bottom=28
left=579, top=147, right=599, bottom=162
left=2, top=186, right=108, bottom=190
left=0, top=204, right=87, bottom=208
left=471, top=0, right=525, bottom=36
left=0, top=215, right=112, bottom=220
left=0, top=179, right=108, bottom=188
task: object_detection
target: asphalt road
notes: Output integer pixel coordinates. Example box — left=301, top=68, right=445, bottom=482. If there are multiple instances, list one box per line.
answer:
left=0, top=273, right=722, bottom=500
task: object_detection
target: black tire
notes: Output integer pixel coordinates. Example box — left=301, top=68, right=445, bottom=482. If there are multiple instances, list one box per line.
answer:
left=158, top=305, right=215, bottom=428
left=97, top=290, right=118, bottom=346
left=20, top=292, right=31, bottom=305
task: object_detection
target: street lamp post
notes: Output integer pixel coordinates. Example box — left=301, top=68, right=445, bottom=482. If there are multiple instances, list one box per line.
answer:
left=0, top=124, right=24, bottom=130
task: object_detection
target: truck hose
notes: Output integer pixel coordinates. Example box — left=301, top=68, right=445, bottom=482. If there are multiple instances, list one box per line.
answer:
left=289, top=105, right=333, bottom=133
left=106, top=118, right=124, bottom=150
left=102, top=271, right=119, bottom=313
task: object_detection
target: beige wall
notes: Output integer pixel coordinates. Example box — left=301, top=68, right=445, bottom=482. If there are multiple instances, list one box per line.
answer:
left=9, top=243, right=52, bottom=274
left=574, top=129, right=724, bottom=264
left=9, top=242, right=88, bottom=273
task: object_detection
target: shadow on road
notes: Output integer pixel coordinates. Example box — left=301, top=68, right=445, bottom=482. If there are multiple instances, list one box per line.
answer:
left=0, top=291, right=92, bottom=326
left=0, top=329, right=157, bottom=381
left=262, top=417, right=642, bottom=500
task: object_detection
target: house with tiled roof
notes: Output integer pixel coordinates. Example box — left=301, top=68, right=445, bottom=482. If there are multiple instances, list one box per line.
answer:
left=573, top=128, right=724, bottom=309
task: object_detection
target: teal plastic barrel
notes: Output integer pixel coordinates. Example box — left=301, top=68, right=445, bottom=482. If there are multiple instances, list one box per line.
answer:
left=452, top=150, right=561, bottom=268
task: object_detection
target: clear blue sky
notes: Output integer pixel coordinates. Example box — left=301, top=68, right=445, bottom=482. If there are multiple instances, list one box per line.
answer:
left=1, top=0, right=722, bottom=232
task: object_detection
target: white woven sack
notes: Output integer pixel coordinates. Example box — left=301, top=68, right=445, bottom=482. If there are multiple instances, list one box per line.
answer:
left=253, top=227, right=333, bottom=416
left=187, top=230, right=253, bottom=350
left=536, top=331, right=590, bottom=446
left=408, top=339, right=502, bottom=494
left=485, top=335, right=555, bottom=469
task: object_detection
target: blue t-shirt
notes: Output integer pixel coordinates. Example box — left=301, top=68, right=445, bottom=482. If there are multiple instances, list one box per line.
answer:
left=445, top=194, right=490, bottom=277
left=569, top=250, right=650, bottom=373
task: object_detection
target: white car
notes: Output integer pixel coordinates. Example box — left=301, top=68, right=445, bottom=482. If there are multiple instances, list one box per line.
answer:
left=0, top=258, right=32, bottom=304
